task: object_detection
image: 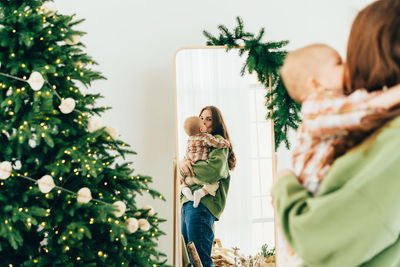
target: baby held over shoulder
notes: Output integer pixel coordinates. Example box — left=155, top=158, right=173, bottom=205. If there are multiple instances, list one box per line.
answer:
left=280, top=43, right=400, bottom=194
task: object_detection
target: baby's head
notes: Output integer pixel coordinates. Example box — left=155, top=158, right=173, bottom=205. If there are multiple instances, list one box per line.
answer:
left=280, top=43, right=344, bottom=103
left=184, top=116, right=206, bottom=136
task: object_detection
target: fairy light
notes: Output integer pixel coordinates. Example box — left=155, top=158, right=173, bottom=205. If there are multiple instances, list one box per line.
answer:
left=10, top=53, right=15, bottom=57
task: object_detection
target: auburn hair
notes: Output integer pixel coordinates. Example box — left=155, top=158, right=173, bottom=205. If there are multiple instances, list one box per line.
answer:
left=199, top=106, right=236, bottom=170
left=345, top=0, right=400, bottom=94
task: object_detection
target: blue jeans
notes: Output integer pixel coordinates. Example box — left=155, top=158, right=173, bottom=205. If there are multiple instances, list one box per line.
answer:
left=181, top=201, right=216, bottom=267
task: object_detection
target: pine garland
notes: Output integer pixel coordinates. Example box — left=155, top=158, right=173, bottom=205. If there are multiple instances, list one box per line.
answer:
left=203, top=17, right=301, bottom=149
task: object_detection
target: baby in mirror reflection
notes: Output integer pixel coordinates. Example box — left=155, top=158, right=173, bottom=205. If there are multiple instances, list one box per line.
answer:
left=281, top=43, right=400, bottom=195
left=179, top=116, right=230, bottom=208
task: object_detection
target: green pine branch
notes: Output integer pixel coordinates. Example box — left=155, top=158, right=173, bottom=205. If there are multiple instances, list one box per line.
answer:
left=204, top=16, right=301, bottom=150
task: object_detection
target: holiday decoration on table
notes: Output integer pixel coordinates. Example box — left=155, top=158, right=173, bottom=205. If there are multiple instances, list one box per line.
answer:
left=204, top=17, right=302, bottom=150
left=0, top=1, right=167, bottom=266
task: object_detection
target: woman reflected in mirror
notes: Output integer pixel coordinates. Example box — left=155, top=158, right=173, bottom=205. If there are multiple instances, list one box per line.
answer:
left=179, top=106, right=236, bottom=267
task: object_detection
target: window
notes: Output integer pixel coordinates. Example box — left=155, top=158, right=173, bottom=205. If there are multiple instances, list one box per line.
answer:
left=248, top=74, right=275, bottom=252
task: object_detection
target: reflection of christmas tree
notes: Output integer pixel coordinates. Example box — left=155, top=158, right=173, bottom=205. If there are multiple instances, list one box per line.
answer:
left=0, top=1, right=167, bottom=266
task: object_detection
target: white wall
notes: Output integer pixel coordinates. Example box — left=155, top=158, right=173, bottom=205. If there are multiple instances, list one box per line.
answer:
left=55, top=0, right=375, bottom=264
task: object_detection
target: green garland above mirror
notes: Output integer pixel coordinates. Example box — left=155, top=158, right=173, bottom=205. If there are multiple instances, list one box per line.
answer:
left=203, top=17, right=301, bottom=150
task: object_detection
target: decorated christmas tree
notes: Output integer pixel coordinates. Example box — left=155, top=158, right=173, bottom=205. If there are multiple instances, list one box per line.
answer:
left=0, top=1, right=167, bottom=266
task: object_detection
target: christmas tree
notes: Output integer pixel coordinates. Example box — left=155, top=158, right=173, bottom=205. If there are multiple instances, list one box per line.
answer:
left=0, top=1, right=167, bottom=266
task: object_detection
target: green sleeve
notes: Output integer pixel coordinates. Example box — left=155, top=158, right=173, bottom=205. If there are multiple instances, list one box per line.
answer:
left=191, top=146, right=229, bottom=184
left=272, top=118, right=400, bottom=267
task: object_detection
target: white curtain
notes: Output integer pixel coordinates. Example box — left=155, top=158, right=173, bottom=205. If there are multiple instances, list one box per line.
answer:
left=176, top=49, right=253, bottom=254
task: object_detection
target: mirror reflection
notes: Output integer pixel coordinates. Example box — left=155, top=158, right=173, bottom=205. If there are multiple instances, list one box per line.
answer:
left=175, top=47, right=276, bottom=265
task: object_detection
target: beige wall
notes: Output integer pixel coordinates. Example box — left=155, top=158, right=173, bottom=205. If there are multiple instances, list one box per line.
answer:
left=55, top=0, right=374, bottom=264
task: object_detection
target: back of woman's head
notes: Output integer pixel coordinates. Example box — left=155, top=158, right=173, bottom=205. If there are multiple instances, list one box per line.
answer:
left=199, top=106, right=236, bottom=170
left=346, top=0, right=400, bottom=93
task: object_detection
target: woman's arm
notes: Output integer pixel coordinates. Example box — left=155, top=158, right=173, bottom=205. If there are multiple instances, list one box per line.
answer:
left=191, top=147, right=229, bottom=184
left=272, top=117, right=400, bottom=266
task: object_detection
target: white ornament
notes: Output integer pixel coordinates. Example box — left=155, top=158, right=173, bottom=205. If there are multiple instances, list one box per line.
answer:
left=27, top=71, right=45, bottom=91
left=59, top=98, right=76, bottom=114
left=134, top=211, right=141, bottom=217
left=113, top=201, right=126, bottom=217
left=125, top=217, right=139, bottom=234
left=65, top=35, right=80, bottom=45
left=41, top=2, right=56, bottom=14
left=28, top=139, right=37, bottom=148
left=138, top=218, right=151, bottom=231
left=77, top=187, right=92, bottom=204
left=141, top=205, right=155, bottom=216
left=37, top=175, right=55, bottom=193
left=0, top=161, right=12, bottom=180
left=87, top=117, right=103, bottom=133
left=74, top=60, right=84, bottom=68
left=105, top=127, right=119, bottom=139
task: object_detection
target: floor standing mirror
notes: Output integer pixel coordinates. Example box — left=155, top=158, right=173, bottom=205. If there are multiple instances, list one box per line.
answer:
left=173, top=47, right=279, bottom=266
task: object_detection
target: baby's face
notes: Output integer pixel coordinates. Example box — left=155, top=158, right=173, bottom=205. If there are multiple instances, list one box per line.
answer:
left=199, top=124, right=207, bottom=133
left=316, top=48, right=344, bottom=93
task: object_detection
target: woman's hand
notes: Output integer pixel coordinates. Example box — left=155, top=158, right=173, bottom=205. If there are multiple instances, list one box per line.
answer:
left=179, top=158, right=195, bottom=177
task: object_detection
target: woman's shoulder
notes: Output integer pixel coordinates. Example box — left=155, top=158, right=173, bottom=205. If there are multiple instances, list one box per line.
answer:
left=319, top=115, right=400, bottom=194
